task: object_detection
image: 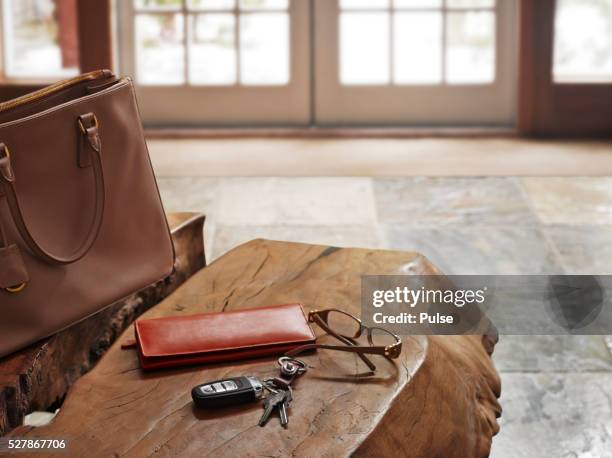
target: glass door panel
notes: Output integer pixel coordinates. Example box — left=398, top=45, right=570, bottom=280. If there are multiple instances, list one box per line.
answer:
left=1, top=0, right=79, bottom=80
left=553, top=0, right=612, bottom=83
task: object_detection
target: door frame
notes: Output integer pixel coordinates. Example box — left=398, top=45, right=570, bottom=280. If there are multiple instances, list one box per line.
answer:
left=518, top=0, right=612, bottom=136
left=313, top=0, right=518, bottom=127
left=116, top=0, right=311, bottom=127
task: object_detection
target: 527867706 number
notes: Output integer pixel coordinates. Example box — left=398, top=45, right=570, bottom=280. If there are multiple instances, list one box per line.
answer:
left=1, top=438, right=67, bottom=452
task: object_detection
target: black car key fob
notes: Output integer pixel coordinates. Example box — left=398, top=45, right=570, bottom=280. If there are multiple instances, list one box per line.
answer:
left=192, top=376, right=264, bottom=409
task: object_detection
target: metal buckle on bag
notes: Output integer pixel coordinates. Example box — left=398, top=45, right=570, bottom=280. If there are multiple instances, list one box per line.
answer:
left=77, top=114, right=99, bottom=134
left=5, top=283, right=26, bottom=293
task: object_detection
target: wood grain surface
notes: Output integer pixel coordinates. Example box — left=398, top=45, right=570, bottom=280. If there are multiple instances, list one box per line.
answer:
left=0, top=212, right=206, bottom=435
left=11, top=239, right=501, bottom=457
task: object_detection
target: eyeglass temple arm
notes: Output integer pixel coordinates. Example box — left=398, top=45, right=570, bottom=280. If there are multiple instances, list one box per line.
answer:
left=288, top=343, right=389, bottom=355
left=286, top=343, right=388, bottom=373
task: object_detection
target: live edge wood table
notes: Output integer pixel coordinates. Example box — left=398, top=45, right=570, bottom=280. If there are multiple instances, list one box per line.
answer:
left=7, top=239, right=501, bottom=458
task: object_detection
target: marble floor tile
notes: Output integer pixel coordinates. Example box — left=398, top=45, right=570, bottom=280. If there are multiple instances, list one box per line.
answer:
left=216, top=177, right=377, bottom=226
left=157, top=177, right=220, bottom=214
left=521, top=177, right=612, bottom=225
left=494, top=336, right=612, bottom=373
left=545, top=225, right=612, bottom=275
left=491, top=373, right=612, bottom=458
left=210, top=224, right=382, bottom=260
left=374, top=177, right=537, bottom=225
left=383, top=225, right=563, bottom=274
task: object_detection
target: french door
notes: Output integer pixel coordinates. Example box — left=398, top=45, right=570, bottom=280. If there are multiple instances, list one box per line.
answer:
left=117, top=0, right=311, bottom=126
left=118, top=0, right=517, bottom=127
left=315, top=0, right=517, bottom=126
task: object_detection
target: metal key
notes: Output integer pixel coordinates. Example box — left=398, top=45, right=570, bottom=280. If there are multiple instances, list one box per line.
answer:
left=278, top=387, right=293, bottom=428
left=258, top=391, right=285, bottom=427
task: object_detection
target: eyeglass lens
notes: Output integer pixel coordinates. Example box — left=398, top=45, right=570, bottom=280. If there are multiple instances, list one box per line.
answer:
left=324, top=310, right=362, bottom=339
left=368, top=327, right=399, bottom=348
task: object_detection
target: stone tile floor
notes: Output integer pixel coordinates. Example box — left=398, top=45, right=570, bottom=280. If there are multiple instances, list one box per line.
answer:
left=158, top=176, right=612, bottom=458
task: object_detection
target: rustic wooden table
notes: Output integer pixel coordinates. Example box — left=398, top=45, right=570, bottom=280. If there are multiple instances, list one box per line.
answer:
left=7, top=239, right=501, bottom=457
left=0, top=212, right=206, bottom=435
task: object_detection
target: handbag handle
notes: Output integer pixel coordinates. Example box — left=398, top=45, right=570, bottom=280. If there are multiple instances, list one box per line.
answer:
left=0, top=113, right=105, bottom=265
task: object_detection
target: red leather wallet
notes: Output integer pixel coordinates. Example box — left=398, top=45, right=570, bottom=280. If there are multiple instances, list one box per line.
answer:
left=134, top=303, right=316, bottom=370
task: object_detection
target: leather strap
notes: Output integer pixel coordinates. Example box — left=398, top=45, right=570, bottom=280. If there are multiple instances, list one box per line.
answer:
left=0, top=113, right=105, bottom=265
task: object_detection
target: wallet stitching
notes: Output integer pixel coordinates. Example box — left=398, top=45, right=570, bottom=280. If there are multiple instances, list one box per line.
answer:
left=138, top=335, right=316, bottom=358
left=141, top=342, right=312, bottom=360
left=140, top=343, right=303, bottom=368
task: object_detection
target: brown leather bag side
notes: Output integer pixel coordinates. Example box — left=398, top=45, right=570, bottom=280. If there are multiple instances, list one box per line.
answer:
left=0, top=244, right=29, bottom=289
left=0, top=72, right=175, bottom=358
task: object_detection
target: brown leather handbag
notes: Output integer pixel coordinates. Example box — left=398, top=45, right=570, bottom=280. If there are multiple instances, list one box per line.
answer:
left=0, top=70, right=175, bottom=358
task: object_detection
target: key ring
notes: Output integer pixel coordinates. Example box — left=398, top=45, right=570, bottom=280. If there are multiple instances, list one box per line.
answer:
left=262, top=379, right=280, bottom=394
left=278, top=357, right=307, bottom=377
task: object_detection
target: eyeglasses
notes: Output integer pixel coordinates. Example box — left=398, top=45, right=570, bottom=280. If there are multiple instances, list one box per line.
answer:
left=286, top=309, right=402, bottom=372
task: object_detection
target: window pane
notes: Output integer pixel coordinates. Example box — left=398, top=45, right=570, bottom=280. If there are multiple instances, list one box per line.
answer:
left=447, top=0, right=495, bottom=8
left=2, top=0, right=79, bottom=79
left=394, top=12, right=442, bottom=84
left=239, top=0, right=288, bottom=10
left=340, top=0, right=390, bottom=9
left=134, top=0, right=182, bottom=11
left=554, top=0, right=612, bottom=82
left=135, top=13, right=185, bottom=85
left=240, top=13, right=289, bottom=84
left=340, top=13, right=390, bottom=84
left=394, top=0, right=442, bottom=8
left=446, top=11, right=495, bottom=83
left=188, top=0, right=235, bottom=9
left=189, top=14, right=236, bottom=84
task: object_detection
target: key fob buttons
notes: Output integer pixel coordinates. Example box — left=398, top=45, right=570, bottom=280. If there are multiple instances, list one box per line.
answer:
left=192, top=376, right=264, bottom=409
left=223, top=380, right=238, bottom=391
left=200, top=385, right=215, bottom=394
